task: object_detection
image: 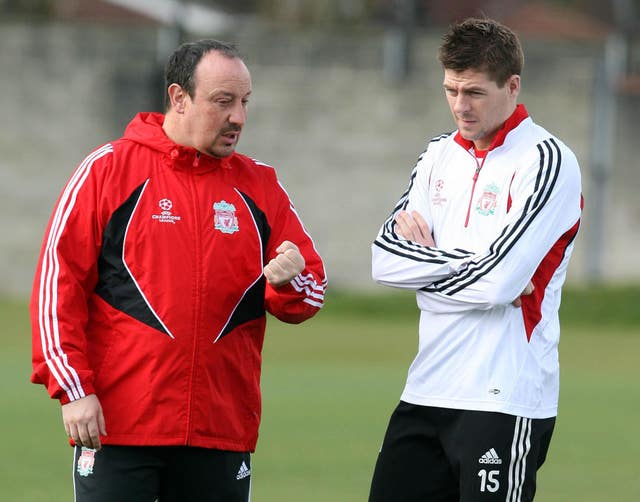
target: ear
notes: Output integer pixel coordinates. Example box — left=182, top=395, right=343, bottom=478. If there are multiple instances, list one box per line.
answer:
left=507, top=74, right=521, bottom=97
left=167, top=83, right=188, bottom=113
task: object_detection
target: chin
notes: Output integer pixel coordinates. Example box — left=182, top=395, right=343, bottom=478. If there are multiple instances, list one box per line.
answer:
left=207, top=143, right=233, bottom=157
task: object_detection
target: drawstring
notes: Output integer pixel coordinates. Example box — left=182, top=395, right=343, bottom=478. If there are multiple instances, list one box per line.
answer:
left=168, top=148, right=230, bottom=170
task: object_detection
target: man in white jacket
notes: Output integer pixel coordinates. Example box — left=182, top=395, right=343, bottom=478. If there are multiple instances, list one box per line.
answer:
left=369, top=18, right=582, bottom=502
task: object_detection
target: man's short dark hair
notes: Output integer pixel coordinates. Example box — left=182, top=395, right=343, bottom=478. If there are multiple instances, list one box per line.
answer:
left=438, top=18, right=524, bottom=87
left=164, top=39, right=241, bottom=110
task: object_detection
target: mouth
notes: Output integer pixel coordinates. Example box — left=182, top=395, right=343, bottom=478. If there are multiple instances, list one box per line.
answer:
left=221, top=130, right=240, bottom=146
left=458, top=116, right=476, bottom=125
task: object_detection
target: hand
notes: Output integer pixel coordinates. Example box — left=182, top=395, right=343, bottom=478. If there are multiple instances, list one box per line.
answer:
left=395, top=210, right=435, bottom=246
left=512, top=281, right=535, bottom=308
left=264, top=241, right=305, bottom=287
left=62, top=394, right=107, bottom=450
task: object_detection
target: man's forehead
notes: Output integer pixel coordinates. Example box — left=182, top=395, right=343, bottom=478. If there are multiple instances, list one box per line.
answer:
left=194, top=53, right=251, bottom=86
left=443, top=68, right=494, bottom=87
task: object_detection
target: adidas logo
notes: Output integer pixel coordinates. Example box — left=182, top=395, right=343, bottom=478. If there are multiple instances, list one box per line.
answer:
left=236, top=461, right=251, bottom=480
left=478, top=448, right=502, bottom=465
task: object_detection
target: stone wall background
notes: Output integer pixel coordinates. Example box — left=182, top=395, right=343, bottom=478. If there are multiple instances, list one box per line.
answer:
left=1, top=20, right=638, bottom=297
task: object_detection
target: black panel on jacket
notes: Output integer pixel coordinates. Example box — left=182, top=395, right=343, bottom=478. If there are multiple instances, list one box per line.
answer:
left=216, top=191, right=272, bottom=341
left=95, top=182, right=170, bottom=336
left=239, top=190, right=271, bottom=257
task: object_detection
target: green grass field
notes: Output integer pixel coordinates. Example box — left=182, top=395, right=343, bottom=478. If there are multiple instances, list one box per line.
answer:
left=2, top=287, right=639, bottom=501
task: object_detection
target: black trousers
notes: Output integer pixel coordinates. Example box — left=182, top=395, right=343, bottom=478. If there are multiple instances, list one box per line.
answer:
left=369, top=401, right=555, bottom=502
left=73, top=445, right=251, bottom=502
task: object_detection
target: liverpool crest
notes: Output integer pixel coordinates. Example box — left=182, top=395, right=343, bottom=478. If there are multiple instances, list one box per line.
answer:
left=476, top=182, right=500, bottom=216
left=77, top=447, right=96, bottom=477
left=213, top=200, right=239, bottom=234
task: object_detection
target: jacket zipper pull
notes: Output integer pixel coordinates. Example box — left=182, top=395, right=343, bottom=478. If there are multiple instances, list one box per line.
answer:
left=465, top=158, right=484, bottom=227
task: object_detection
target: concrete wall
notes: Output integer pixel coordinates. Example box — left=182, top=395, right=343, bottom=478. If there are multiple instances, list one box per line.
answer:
left=1, top=20, right=638, bottom=297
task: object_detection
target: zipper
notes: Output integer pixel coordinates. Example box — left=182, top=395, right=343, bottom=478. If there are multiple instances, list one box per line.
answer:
left=185, top=170, right=202, bottom=445
left=464, top=153, right=487, bottom=227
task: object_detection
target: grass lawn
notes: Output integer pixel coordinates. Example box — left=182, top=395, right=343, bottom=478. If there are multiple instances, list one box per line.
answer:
left=1, top=287, right=639, bottom=501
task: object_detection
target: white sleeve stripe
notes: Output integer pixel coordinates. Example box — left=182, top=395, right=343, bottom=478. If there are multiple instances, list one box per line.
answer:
left=37, top=144, right=113, bottom=401
left=292, top=273, right=326, bottom=292
left=291, top=274, right=326, bottom=301
left=292, top=273, right=326, bottom=290
left=291, top=273, right=326, bottom=304
left=303, top=298, right=324, bottom=308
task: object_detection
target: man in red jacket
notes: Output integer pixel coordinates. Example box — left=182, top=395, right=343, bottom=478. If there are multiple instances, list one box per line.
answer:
left=31, top=39, right=326, bottom=501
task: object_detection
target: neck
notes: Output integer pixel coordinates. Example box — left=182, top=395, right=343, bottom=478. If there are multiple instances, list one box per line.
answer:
left=161, top=110, right=185, bottom=147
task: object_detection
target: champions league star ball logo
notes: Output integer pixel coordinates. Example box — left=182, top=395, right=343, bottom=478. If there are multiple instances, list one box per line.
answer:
left=152, top=198, right=181, bottom=224
left=213, top=200, right=239, bottom=234
left=158, top=198, right=173, bottom=212
left=433, top=179, right=448, bottom=207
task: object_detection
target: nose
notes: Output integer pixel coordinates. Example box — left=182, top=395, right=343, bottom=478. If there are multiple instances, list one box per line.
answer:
left=229, top=101, right=247, bottom=127
left=453, top=94, right=470, bottom=115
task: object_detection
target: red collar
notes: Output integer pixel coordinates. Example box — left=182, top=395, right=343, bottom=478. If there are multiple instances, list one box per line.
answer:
left=454, top=104, right=529, bottom=154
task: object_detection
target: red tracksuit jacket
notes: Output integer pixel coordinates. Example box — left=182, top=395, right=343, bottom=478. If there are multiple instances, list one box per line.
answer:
left=30, top=112, right=327, bottom=452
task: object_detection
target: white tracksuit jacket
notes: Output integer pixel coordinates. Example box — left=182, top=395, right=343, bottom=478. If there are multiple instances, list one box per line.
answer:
left=372, top=105, right=582, bottom=418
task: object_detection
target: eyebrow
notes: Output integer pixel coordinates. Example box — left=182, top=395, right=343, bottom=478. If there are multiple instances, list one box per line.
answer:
left=443, top=84, right=486, bottom=93
left=210, top=90, right=235, bottom=98
left=209, top=90, right=252, bottom=99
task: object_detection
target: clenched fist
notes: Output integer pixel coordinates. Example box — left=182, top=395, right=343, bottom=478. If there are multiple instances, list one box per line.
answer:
left=264, top=241, right=305, bottom=287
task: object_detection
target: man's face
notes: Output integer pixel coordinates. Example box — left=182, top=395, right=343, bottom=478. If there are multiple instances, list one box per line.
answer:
left=180, top=52, right=252, bottom=158
left=443, top=68, right=519, bottom=151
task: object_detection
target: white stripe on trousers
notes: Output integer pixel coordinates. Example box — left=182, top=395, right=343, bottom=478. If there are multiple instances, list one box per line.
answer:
left=506, top=416, right=532, bottom=502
